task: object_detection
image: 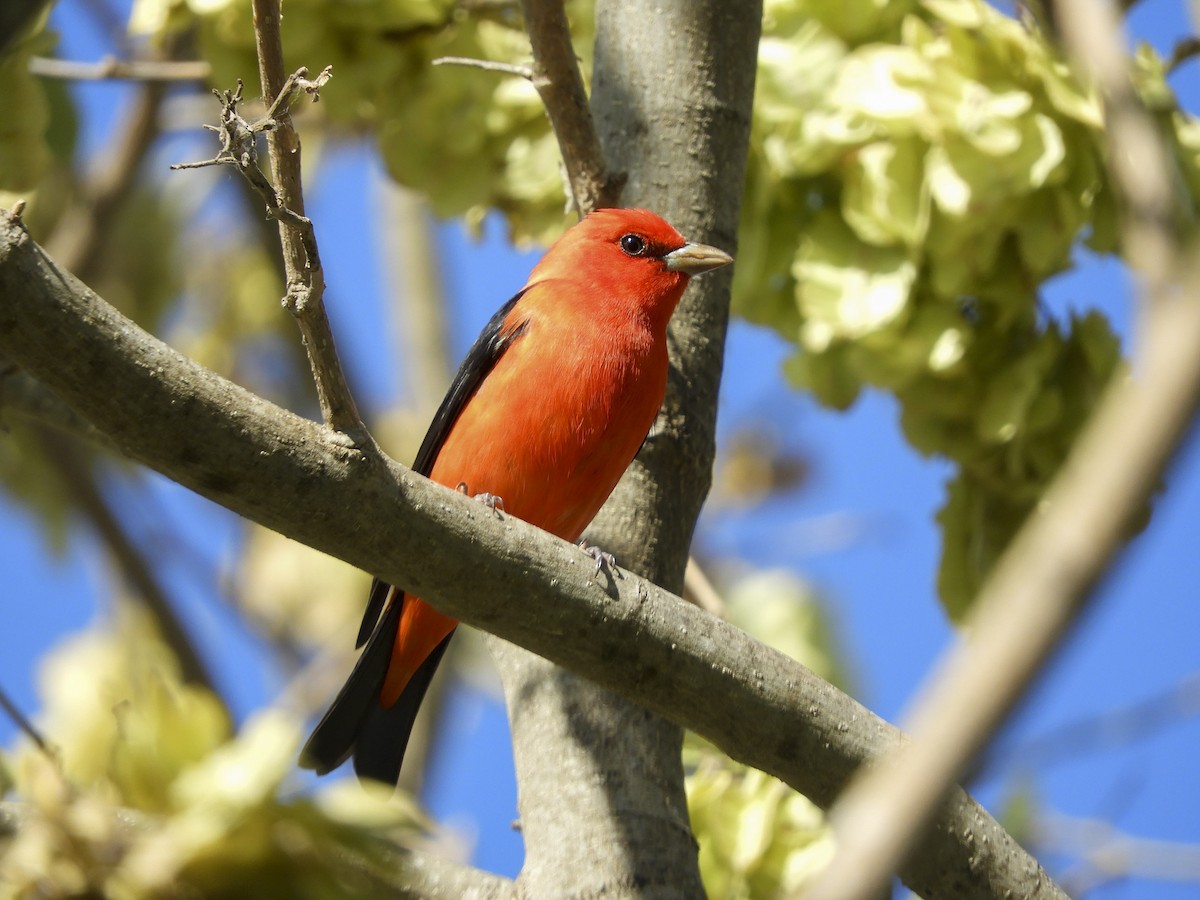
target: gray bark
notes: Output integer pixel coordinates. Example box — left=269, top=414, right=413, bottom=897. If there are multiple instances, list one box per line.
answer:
left=0, top=201, right=1060, bottom=900
left=491, top=3, right=762, bottom=897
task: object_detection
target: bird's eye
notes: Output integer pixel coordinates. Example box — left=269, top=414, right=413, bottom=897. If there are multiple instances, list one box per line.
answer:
left=619, top=233, right=647, bottom=256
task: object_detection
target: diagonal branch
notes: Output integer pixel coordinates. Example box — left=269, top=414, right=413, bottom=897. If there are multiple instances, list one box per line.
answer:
left=807, top=4, right=1198, bottom=897
left=46, top=69, right=169, bottom=281
left=28, top=56, right=212, bottom=82
left=0, top=208, right=1063, bottom=900
left=0, top=685, right=51, bottom=756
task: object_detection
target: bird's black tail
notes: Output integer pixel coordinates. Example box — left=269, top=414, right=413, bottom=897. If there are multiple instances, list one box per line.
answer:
left=300, top=594, right=455, bottom=786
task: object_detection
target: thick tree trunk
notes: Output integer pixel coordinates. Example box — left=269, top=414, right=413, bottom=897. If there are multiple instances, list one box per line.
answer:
left=499, top=3, right=761, bottom=897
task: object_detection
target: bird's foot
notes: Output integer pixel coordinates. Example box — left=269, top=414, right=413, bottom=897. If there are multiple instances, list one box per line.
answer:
left=457, top=482, right=505, bottom=517
left=579, top=540, right=621, bottom=578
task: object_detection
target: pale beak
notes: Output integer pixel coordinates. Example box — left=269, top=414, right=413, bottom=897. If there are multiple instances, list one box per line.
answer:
left=663, top=242, right=734, bottom=275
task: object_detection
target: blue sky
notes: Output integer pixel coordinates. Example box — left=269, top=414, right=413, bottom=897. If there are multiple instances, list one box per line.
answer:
left=3, top=2, right=1200, bottom=897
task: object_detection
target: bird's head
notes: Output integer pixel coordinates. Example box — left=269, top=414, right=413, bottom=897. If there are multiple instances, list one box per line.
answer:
left=530, top=208, right=734, bottom=329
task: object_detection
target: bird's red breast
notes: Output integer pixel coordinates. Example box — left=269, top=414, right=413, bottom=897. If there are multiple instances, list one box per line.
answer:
left=302, top=208, right=732, bottom=783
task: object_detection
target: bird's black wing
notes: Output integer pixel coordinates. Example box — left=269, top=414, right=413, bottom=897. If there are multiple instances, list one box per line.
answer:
left=411, top=287, right=531, bottom=476
left=302, top=288, right=530, bottom=784
left=353, top=287, right=530, bottom=647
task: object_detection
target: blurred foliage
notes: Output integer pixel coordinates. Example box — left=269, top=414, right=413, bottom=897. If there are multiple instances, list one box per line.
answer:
left=688, top=569, right=841, bottom=897
left=709, top=425, right=811, bottom=511
left=0, top=611, right=428, bottom=898
left=1, top=0, right=1194, bottom=892
left=0, top=20, right=53, bottom=196
left=88, top=187, right=187, bottom=329
left=689, top=760, right=834, bottom=899
left=239, top=527, right=370, bottom=651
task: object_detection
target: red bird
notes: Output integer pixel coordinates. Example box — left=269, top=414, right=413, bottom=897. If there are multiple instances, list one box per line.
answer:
left=301, top=208, right=733, bottom=785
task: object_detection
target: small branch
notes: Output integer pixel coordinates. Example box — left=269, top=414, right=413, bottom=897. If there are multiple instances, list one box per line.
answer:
left=518, top=0, right=621, bottom=214
left=0, top=684, right=52, bottom=756
left=1037, top=811, right=1200, bottom=894
left=382, top=183, right=455, bottom=415
left=170, top=81, right=316, bottom=239
left=28, top=55, right=212, bottom=82
left=170, top=69, right=363, bottom=439
left=250, top=0, right=365, bottom=439
left=1060, top=0, right=1176, bottom=288
left=979, top=670, right=1200, bottom=774
left=373, top=845, right=516, bottom=898
left=432, top=55, right=533, bottom=79
left=807, top=5, right=1195, bottom=898
left=47, top=67, right=170, bottom=280
left=1166, top=36, right=1200, bottom=75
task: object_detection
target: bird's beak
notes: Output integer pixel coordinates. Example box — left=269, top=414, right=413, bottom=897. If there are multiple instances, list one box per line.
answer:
left=663, top=242, right=734, bottom=275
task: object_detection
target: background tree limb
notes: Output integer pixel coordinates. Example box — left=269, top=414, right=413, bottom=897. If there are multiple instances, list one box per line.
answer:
left=807, top=2, right=1200, bottom=895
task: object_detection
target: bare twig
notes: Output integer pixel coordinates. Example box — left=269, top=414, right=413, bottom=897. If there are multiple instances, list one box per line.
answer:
left=432, top=55, right=533, bottom=79
left=979, top=670, right=1200, bottom=774
left=806, top=4, right=1196, bottom=898
left=47, top=73, right=169, bottom=280
left=170, top=69, right=363, bottom=438
left=29, top=55, right=211, bottom=82
left=519, top=0, right=620, bottom=214
left=0, top=684, right=52, bottom=756
left=251, top=0, right=363, bottom=438
left=1059, top=0, right=1175, bottom=288
left=1037, top=811, right=1200, bottom=893
left=171, top=79, right=320, bottom=234
left=1166, top=36, right=1200, bottom=75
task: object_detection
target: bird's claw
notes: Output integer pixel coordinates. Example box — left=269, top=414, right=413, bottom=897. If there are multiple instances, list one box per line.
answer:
left=580, top=541, right=620, bottom=578
left=457, top=482, right=505, bottom=518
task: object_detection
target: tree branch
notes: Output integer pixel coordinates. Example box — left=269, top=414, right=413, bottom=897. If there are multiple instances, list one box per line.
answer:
left=978, top=670, right=1200, bottom=774
left=526, top=1, right=760, bottom=894
left=349, top=842, right=516, bottom=899
left=245, top=0, right=365, bottom=439
left=1036, top=810, right=1200, bottom=894
left=519, top=0, right=621, bottom=213
left=46, top=70, right=169, bottom=280
left=0, top=209, right=1063, bottom=900
left=808, top=4, right=1199, bottom=897
left=28, top=55, right=211, bottom=82
left=431, top=56, right=533, bottom=79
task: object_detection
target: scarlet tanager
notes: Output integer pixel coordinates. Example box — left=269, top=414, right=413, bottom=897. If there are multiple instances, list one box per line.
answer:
left=301, top=208, right=733, bottom=785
